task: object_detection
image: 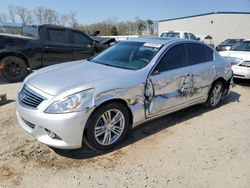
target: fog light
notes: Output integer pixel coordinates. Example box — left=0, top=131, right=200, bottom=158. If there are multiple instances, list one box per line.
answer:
left=48, top=131, right=56, bottom=138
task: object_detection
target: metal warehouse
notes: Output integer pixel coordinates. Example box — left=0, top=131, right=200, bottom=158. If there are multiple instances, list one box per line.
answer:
left=158, top=12, right=250, bottom=46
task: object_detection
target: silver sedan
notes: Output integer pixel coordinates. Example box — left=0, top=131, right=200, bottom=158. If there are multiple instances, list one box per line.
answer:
left=16, top=38, right=233, bottom=151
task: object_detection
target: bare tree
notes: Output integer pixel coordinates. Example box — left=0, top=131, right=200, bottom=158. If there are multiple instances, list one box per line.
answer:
left=16, top=6, right=32, bottom=24
left=59, top=14, right=69, bottom=26
left=8, top=5, right=16, bottom=23
left=69, top=12, right=78, bottom=28
left=34, top=6, right=44, bottom=24
left=43, top=8, right=59, bottom=24
left=0, top=13, right=8, bottom=23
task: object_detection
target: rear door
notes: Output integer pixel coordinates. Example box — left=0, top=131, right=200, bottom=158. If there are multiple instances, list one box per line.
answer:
left=42, top=28, right=73, bottom=67
left=69, top=30, right=95, bottom=60
left=145, top=43, right=194, bottom=118
left=186, top=42, right=215, bottom=100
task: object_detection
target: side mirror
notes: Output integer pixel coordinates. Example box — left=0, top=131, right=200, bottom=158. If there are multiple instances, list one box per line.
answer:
left=196, top=37, right=200, bottom=41
left=152, top=68, right=160, bottom=76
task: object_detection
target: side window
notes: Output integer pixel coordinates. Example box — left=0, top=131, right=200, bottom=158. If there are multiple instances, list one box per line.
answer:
left=204, top=46, right=214, bottom=61
left=72, top=31, right=92, bottom=45
left=184, top=33, right=189, bottom=39
left=47, top=29, right=67, bottom=44
left=156, top=44, right=187, bottom=72
left=189, top=33, right=197, bottom=40
left=187, top=43, right=212, bottom=65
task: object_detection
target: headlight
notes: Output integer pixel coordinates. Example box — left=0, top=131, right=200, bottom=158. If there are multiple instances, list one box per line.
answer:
left=45, top=89, right=94, bottom=114
left=224, top=57, right=243, bottom=65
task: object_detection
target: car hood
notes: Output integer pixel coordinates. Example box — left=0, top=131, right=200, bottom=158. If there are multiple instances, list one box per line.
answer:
left=26, top=60, right=135, bottom=96
left=219, top=50, right=250, bottom=61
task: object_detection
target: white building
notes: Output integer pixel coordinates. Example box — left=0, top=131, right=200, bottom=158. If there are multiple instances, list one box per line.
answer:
left=158, top=12, right=250, bottom=46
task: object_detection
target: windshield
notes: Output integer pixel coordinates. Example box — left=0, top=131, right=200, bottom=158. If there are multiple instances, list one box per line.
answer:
left=91, top=41, right=162, bottom=70
left=160, top=32, right=180, bottom=38
left=21, top=26, right=39, bottom=38
left=231, top=41, right=250, bottom=51
left=221, top=39, right=239, bottom=45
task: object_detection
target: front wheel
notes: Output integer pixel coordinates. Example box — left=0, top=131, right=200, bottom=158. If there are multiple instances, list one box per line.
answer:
left=84, top=102, right=130, bottom=151
left=205, top=81, right=224, bottom=108
left=0, top=56, right=28, bottom=82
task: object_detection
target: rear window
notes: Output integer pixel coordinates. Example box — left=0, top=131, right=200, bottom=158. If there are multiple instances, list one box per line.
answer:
left=187, top=43, right=213, bottom=65
left=21, top=26, right=38, bottom=38
left=160, top=32, right=180, bottom=38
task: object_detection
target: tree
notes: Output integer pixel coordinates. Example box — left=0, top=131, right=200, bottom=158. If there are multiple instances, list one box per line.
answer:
left=8, top=5, right=16, bottom=23
left=137, top=20, right=146, bottom=35
left=34, top=6, right=44, bottom=24
left=146, top=19, right=154, bottom=35
left=69, top=12, right=78, bottom=28
left=16, top=6, right=32, bottom=24
left=110, top=26, right=118, bottom=35
left=0, top=13, right=7, bottom=23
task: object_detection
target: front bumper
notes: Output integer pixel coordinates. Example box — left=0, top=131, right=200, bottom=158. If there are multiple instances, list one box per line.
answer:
left=232, top=66, right=250, bottom=79
left=16, top=86, right=95, bottom=149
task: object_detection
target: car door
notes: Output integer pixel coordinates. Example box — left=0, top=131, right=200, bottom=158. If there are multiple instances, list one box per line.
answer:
left=185, top=42, right=216, bottom=101
left=69, top=30, right=95, bottom=60
left=42, top=28, right=73, bottom=67
left=145, top=43, right=195, bottom=118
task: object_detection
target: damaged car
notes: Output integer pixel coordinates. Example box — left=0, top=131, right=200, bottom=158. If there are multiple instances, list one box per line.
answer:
left=16, top=38, right=233, bottom=151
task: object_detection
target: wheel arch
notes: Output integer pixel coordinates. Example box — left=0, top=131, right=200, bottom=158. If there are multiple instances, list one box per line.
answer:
left=85, top=98, right=134, bottom=130
left=0, top=51, right=30, bottom=69
left=213, top=77, right=228, bottom=91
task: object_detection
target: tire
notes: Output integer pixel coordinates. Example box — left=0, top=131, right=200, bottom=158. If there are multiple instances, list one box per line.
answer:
left=0, top=56, right=28, bottom=82
left=84, top=102, right=130, bottom=151
left=205, top=81, right=224, bottom=108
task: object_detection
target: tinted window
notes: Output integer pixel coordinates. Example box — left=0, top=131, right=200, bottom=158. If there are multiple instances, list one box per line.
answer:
left=156, top=44, right=187, bottom=72
left=22, top=26, right=38, bottom=38
left=47, top=29, right=67, bottom=44
left=187, top=43, right=213, bottom=65
left=184, top=33, right=189, bottom=39
left=72, top=31, right=92, bottom=45
left=204, top=46, right=214, bottom=61
left=189, top=33, right=197, bottom=40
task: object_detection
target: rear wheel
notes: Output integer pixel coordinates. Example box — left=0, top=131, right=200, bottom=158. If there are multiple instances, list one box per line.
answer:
left=205, top=81, right=224, bottom=108
left=0, top=56, right=28, bottom=82
left=84, top=102, right=130, bottom=151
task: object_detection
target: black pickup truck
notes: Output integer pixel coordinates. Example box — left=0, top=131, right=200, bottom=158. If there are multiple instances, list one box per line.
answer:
left=0, top=24, right=114, bottom=82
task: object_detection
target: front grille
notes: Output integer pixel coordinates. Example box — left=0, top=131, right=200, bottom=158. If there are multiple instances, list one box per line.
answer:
left=19, top=85, right=45, bottom=109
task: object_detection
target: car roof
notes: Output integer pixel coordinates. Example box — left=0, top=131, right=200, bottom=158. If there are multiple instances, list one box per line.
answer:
left=125, top=37, right=184, bottom=45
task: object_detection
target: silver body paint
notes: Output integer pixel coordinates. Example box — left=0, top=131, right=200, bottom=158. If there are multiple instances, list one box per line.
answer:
left=16, top=38, right=233, bottom=149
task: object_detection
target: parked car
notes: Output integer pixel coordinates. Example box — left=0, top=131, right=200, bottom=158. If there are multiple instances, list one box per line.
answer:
left=219, top=39, right=250, bottom=79
left=160, top=31, right=200, bottom=40
left=16, top=38, right=233, bottom=151
left=216, top=39, right=243, bottom=51
left=0, top=24, right=114, bottom=82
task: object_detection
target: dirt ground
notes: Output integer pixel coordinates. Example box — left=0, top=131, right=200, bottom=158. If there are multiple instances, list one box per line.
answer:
left=0, top=79, right=250, bottom=188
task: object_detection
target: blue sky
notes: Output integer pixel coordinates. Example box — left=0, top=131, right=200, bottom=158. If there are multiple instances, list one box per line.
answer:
left=1, top=0, right=250, bottom=24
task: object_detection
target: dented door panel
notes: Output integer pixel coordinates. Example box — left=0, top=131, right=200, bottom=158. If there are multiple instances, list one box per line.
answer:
left=187, top=62, right=216, bottom=100
left=146, top=67, right=194, bottom=117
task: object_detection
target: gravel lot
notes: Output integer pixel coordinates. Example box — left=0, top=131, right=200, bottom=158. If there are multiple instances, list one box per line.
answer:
left=0, top=79, right=250, bottom=188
